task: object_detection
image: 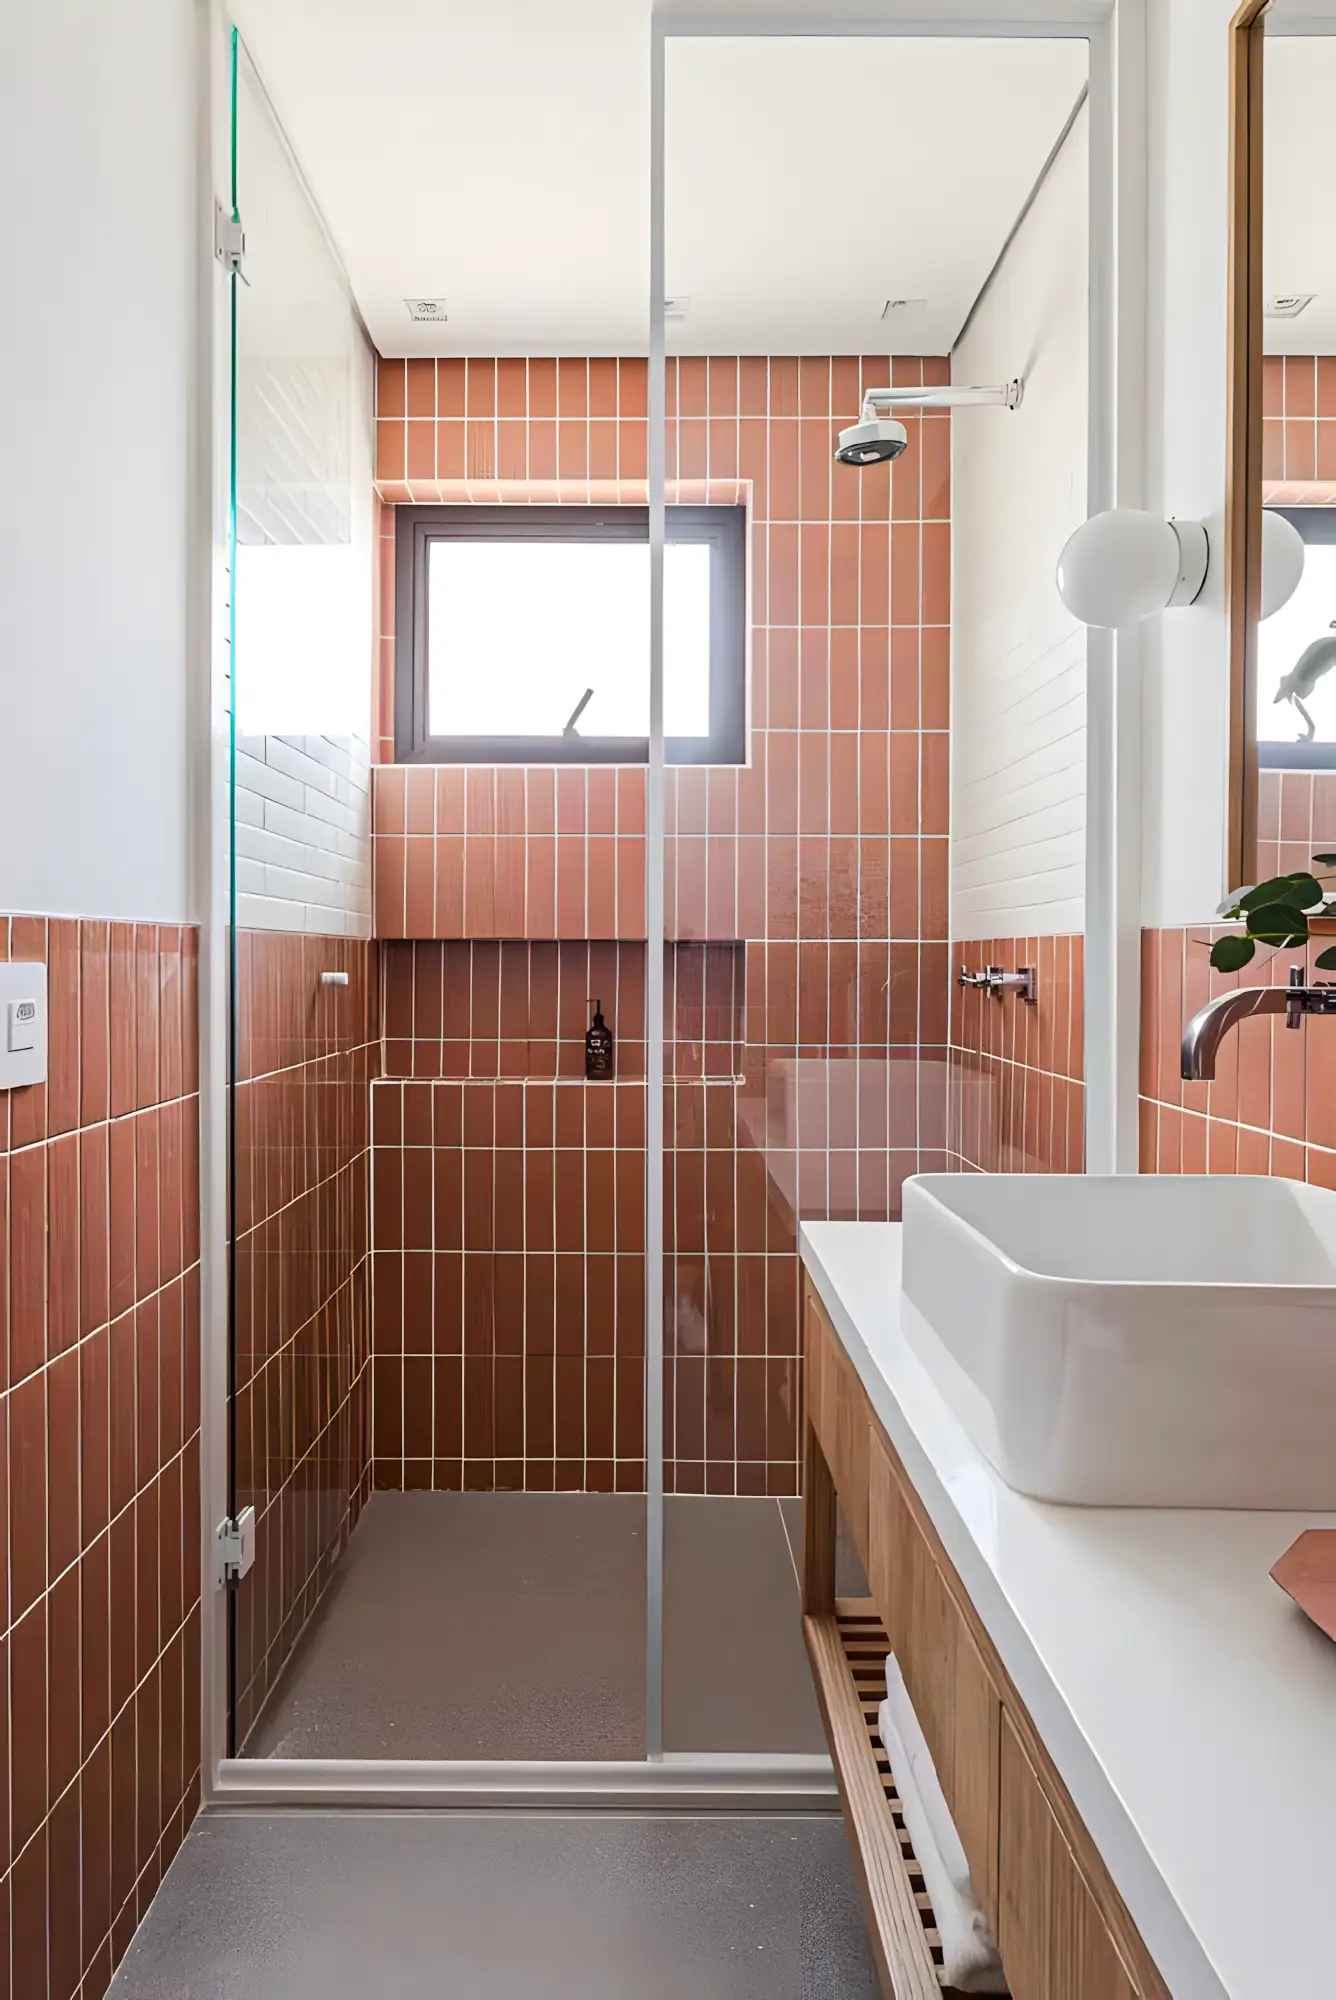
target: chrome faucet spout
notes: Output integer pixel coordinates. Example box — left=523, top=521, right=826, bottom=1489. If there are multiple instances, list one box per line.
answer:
left=1181, top=966, right=1336, bottom=1080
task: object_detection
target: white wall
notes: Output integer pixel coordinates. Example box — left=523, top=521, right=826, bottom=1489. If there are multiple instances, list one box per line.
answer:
left=230, top=42, right=375, bottom=938
left=0, top=0, right=200, bottom=921
left=1139, top=0, right=1237, bottom=927
left=950, top=104, right=1089, bottom=941
left=234, top=726, right=373, bottom=935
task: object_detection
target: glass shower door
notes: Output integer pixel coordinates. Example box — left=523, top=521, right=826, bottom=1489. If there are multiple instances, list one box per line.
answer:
left=653, top=32, right=951, bottom=1755
left=651, top=35, right=815, bottom=1757
left=225, top=29, right=377, bottom=1755
left=224, top=22, right=654, bottom=1767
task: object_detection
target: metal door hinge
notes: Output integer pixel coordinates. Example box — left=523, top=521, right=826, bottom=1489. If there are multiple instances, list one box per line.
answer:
left=216, top=1506, right=257, bottom=1587
left=214, top=200, right=246, bottom=279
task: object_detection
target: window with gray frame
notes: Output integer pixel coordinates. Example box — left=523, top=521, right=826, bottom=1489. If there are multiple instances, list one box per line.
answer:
left=393, top=504, right=747, bottom=765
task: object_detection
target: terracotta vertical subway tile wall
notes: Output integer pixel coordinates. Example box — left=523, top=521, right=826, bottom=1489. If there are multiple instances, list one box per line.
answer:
left=948, top=937, right=1086, bottom=1173
left=0, top=914, right=202, bottom=2000
left=370, top=1078, right=648, bottom=1494
left=369, top=355, right=952, bottom=1496
left=230, top=932, right=379, bottom=1748
left=1262, top=354, right=1336, bottom=498
left=1141, top=770, right=1336, bottom=1180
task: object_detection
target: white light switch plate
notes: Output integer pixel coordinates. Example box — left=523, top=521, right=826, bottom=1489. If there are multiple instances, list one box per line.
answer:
left=0, top=962, right=47, bottom=1090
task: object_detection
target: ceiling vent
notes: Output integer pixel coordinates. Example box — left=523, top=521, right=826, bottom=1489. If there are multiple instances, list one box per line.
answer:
left=881, top=298, right=927, bottom=320
left=664, top=296, right=690, bottom=321
left=404, top=298, right=449, bottom=324
left=1265, top=294, right=1315, bottom=319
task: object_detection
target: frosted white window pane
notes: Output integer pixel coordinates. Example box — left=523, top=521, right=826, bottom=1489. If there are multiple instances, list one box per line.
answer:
left=1259, top=542, right=1336, bottom=747
left=426, top=540, right=712, bottom=738
left=234, top=543, right=366, bottom=736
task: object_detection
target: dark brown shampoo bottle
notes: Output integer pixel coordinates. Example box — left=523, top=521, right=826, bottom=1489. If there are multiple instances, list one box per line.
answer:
left=585, top=999, right=613, bottom=1079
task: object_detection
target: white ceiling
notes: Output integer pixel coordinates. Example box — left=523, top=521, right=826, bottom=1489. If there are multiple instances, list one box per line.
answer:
left=232, top=1, right=1087, bottom=359
left=1264, top=35, right=1336, bottom=355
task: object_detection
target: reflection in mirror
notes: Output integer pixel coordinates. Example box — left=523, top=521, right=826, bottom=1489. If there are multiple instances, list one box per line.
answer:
left=1262, top=32, right=1336, bottom=772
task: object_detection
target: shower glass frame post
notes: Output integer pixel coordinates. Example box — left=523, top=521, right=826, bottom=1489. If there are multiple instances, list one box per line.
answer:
left=645, top=15, right=668, bottom=1761
left=225, top=19, right=241, bottom=1764
left=198, top=0, right=239, bottom=1797
left=202, top=4, right=1127, bottom=1810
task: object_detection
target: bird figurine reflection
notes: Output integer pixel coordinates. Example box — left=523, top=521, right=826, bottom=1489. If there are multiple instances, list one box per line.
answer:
left=1275, top=621, right=1336, bottom=740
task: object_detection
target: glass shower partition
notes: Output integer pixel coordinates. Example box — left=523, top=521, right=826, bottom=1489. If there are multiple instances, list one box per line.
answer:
left=217, top=7, right=926, bottom=1794
left=653, top=33, right=952, bottom=1756
left=225, top=31, right=377, bottom=1755
left=207, top=11, right=1094, bottom=1804
left=225, top=23, right=657, bottom=1769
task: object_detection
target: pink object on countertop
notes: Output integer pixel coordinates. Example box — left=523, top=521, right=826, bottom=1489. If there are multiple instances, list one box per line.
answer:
left=1271, top=1530, right=1336, bottom=1644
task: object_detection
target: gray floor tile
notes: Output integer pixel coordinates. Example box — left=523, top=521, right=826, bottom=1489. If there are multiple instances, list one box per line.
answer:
left=246, top=1492, right=823, bottom=1763
left=663, top=1498, right=824, bottom=1754
left=246, top=1492, right=647, bottom=1761
left=109, top=1811, right=879, bottom=2000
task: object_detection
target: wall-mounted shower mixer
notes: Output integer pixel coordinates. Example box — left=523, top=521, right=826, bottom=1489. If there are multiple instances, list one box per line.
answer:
left=957, top=965, right=1038, bottom=1003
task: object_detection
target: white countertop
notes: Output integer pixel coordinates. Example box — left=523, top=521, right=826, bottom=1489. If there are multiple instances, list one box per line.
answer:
left=800, top=1220, right=1336, bottom=2000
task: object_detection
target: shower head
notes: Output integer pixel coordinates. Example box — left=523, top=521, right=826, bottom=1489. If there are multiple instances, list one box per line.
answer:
left=834, top=417, right=908, bottom=467
left=833, top=377, right=1024, bottom=467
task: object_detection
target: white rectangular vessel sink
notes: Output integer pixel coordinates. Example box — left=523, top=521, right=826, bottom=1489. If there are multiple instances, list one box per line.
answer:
left=901, top=1173, right=1336, bottom=1507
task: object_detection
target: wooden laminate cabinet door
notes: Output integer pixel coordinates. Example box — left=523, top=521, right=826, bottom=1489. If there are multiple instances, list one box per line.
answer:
left=832, top=1342, right=870, bottom=1569
left=999, top=1711, right=1139, bottom=2000
left=907, top=1525, right=956, bottom=1788
left=867, top=1432, right=915, bottom=1660
left=998, top=1710, right=1053, bottom=2000
left=867, top=1434, right=958, bottom=1791
left=806, top=1292, right=870, bottom=1569
left=952, top=1622, right=1002, bottom=1933
left=805, top=1291, right=833, bottom=1468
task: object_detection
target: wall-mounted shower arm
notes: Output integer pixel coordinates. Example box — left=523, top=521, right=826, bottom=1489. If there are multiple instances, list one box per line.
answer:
left=858, top=378, right=1024, bottom=422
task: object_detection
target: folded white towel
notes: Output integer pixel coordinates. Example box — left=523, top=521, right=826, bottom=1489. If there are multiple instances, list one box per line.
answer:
left=884, top=1655, right=973, bottom=1899
left=880, top=1654, right=1008, bottom=1994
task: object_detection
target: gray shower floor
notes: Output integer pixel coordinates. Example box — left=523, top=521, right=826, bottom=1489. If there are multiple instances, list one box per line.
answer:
left=245, top=1491, right=845, bottom=1761
left=108, top=1810, right=880, bottom=1999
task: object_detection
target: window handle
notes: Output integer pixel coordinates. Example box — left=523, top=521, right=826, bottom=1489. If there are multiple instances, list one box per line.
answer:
left=562, top=687, right=595, bottom=737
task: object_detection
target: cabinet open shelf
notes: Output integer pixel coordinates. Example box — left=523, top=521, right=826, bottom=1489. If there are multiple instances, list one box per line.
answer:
left=803, top=1599, right=986, bottom=1999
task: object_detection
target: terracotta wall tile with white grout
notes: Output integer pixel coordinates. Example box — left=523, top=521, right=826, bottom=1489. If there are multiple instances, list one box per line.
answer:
left=368, top=354, right=952, bottom=1496
left=948, top=936, right=1086, bottom=1174
left=1263, top=354, right=1336, bottom=498
left=229, top=931, right=380, bottom=1750
left=1141, top=769, right=1336, bottom=1181
left=0, top=914, right=201, bottom=2000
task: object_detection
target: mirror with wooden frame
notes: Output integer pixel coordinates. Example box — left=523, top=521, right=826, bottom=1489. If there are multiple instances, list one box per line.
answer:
left=1229, top=0, right=1336, bottom=892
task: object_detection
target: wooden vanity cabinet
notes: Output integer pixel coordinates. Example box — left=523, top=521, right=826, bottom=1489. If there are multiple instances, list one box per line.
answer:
left=806, top=1296, right=871, bottom=1568
left=802, top=1281, right=1168, bottom=2000
left=998, top=1712, right=1140, bottom=2000
left=866, top=1423, right=1002, bottom=1934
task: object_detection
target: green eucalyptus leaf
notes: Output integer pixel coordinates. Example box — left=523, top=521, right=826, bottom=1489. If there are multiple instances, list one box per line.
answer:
left=1282, top=873, right=1327, bottom=910
left=1238, top=875, right=1300, bottom=910
left=1210, top=934, right=1257, bottom=972
left=1316, top=946, right=1336, bottom=972
left=1245, top=901, right=1311, bottom=946
left=1240, top=873, right=1324, bottom=912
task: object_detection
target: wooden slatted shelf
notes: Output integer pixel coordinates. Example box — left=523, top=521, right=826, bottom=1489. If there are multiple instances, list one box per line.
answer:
left=804, top=1598, right=993, bottom=1999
